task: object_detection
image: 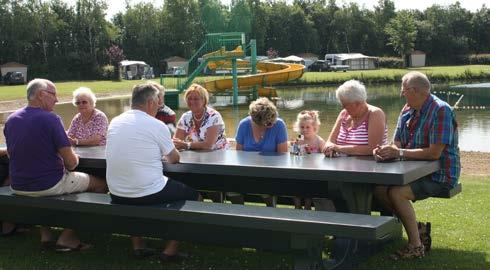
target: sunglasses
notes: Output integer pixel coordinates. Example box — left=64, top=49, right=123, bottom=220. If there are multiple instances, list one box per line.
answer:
left=75, top=100, right=89, bottom=106
left=264, top=121, right=274, bottom=127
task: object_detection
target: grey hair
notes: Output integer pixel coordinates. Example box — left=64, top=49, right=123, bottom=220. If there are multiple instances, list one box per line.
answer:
left=131, top=83, right=159, bottom=108
left=335, top=80, right=367, bottom=103
left=72, top=87, right=97, bottom=106
left=402, top=71, right=431, bottom=93
left=26, top=78, right=52, bottom=101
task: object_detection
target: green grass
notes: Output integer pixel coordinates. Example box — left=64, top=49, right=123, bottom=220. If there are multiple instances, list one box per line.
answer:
left=0, top=65, right=489, bottom=102
left=0, top=176, right=488, bottom=270
left=297, top=65, right=490, bottom=85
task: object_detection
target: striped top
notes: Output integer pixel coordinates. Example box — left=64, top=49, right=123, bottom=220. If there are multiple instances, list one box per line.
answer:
left=336, top=110, right=388, bottom=146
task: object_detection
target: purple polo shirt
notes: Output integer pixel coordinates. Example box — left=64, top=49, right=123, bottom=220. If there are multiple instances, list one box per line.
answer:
left=4, top=107, right=71, bottom=191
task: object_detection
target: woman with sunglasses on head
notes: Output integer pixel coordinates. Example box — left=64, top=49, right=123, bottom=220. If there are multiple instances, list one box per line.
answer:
left=172, top=83, right=228, bottom=151
left=231, top=97, right=288, bottom=207
left=67, top=87, right=108, bottom=146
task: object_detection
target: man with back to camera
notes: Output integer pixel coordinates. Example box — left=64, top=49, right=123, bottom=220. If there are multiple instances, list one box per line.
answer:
left=4, top=78, right=107, bottom=251
left=373, top=71, right=460, bottom=259
left=106, top=82, right=200, bottom=261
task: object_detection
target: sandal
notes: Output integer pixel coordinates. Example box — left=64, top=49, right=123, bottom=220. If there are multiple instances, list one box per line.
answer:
left=55, top=242, right=92, bottom=252
left=418, top=221, right=432, bottom=252
left=390, top=244, right=425, bottom=260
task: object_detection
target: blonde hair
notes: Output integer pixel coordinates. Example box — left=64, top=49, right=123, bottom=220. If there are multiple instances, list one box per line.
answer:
left=184, top=83, right=209, bottom=106
left=293, top=110, right=321, bottom=133
left=249, top=97, right=278, bottom=126
left=72, top=87, right=97, bottom=106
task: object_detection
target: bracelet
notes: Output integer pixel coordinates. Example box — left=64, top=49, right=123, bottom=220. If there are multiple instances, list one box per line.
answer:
left=186, top=142, right=191, bottom=150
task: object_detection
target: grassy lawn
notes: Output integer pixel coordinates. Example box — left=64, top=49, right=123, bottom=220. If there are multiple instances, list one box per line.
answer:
left=0, top=176, right=488, bottom=270
left=1, top=65, right=489, bottom=102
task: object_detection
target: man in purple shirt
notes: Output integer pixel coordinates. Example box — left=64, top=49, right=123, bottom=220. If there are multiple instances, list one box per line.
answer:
left=4, top=78, right=106, bottom=251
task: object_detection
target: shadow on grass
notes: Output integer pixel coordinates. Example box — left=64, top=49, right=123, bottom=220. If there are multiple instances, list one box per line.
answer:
left=1, top=228, right=488, bottom=270
left=357, top=240, right=490, bottom=270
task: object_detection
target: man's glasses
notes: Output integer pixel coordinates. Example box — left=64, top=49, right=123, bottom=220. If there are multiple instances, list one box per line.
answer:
left=42, top=89, right=57, bottom=97
left=75, top=100, right=89, bottom=106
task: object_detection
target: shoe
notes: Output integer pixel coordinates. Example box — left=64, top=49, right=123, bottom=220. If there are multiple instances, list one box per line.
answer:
left=133, top=248, right=156, bottom=258
left=159, top=252, right=189, bottom=263
left=41, top=241, right=56, bottom=250
left=55, top=242, right=92, bottom=252
left=1, top=225, right=18, bottom=237
left=390, top=244, right=425, bottom=260
left=418, top=221, right=432, bottom=252
left=1, top=224, right=30, bottom=237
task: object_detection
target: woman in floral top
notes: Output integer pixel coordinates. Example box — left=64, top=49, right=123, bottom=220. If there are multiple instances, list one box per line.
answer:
left=67, top=87, right=108, bottom=146
left=173, top=83, right=228, bottom=151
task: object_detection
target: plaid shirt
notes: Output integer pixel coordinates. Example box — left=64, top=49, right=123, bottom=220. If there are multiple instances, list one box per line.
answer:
left=394, top=94, right=460, bottom=187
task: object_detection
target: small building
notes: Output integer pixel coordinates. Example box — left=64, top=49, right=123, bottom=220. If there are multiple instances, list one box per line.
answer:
left=119, top=60, right=153, bottom=80
left=324, top=53, right=378, bottom=70
left=0, top=62, right=28, bottom=83
left=163, top=56, right=187, bottom=74
left=296, top=53, right=319, bottom=68
left=409, top=50, right=426, bottom=67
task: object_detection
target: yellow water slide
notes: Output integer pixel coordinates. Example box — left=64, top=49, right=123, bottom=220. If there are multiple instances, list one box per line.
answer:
left=201, top=47, right=305, bottom=95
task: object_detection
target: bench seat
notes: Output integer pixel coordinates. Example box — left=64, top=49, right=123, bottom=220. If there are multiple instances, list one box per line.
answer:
left=0, top=186, right=400, bottom=269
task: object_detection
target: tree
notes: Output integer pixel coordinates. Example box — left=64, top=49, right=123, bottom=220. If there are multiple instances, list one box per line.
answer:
left=228, top=0, right=252, bottom=34
left=199, top=0, right=227, bottom=33
left=385, top=11, right=417, bottom=66
left=105, top=44, right=124, bottom=80
left=470, top=5, right=490, bottom=53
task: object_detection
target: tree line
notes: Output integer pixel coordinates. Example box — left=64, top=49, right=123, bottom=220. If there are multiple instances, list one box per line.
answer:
left=0, top=0, right=489, bottom=80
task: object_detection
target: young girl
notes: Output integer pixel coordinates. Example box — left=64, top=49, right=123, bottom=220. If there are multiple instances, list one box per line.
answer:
left=292, top=110, right=325, bottom=209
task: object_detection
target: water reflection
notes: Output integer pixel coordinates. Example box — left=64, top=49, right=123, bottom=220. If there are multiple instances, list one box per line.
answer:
left=1, top=83, right=489, bottom=152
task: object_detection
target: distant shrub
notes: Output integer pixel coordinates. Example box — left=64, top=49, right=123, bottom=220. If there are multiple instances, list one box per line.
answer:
left=100, top=65, right=115, bottom=80
left=468, top=54, right=490, bottom=65
left=378, top=57, right=404, bottom=68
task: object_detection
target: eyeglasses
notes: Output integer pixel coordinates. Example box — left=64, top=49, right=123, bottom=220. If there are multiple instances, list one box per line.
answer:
left=42, top=89, right=57, bottom=97
left=75, top=100, right=89, bottom=106
left=264, top=121, right=274, bottom=127
left=401, top=86, right=415, bottom=93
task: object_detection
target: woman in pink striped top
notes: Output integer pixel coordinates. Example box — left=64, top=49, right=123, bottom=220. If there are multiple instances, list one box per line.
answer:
left=323, top=80, right=388, bottom=157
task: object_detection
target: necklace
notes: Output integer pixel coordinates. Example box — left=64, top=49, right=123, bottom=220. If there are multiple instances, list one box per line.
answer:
left=193, top=108, right=205, bottom=122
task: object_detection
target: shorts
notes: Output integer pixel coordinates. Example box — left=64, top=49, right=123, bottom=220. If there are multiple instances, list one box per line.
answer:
left=410, top=176, right=451, bottom=201
left=110, top=179, right=199, bottom=205
left=12, top=171, right=90, bottom=197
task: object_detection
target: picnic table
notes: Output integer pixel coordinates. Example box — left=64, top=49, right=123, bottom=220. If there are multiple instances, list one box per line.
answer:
left=73, top=146, right=440, bottom=268
left=1, top=146, right=444, bottom=269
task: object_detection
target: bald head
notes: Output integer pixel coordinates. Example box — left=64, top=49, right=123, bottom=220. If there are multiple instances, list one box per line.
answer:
left=402, top=71, right=431, bottom=94
left=27, top=78, right=55, bottom=101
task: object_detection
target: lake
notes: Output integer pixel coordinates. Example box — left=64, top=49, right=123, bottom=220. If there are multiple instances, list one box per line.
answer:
left=1, top=82, right=489, bottom=152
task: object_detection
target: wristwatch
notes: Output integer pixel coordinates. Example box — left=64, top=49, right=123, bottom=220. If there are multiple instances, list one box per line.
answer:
left=399, top=148, right=404, bottom=160
left=186, top=142, right=191, bottom=150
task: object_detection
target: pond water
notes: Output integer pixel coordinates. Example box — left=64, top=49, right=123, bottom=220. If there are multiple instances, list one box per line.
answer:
left=1, top=82, right=489, bottom=152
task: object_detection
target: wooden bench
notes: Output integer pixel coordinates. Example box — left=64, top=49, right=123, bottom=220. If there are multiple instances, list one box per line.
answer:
left=0, top=186, right=400, bottom=270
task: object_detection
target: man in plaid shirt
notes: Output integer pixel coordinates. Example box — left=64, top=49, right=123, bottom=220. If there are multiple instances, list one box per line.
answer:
left=373, top=71, right=460, bottom=260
